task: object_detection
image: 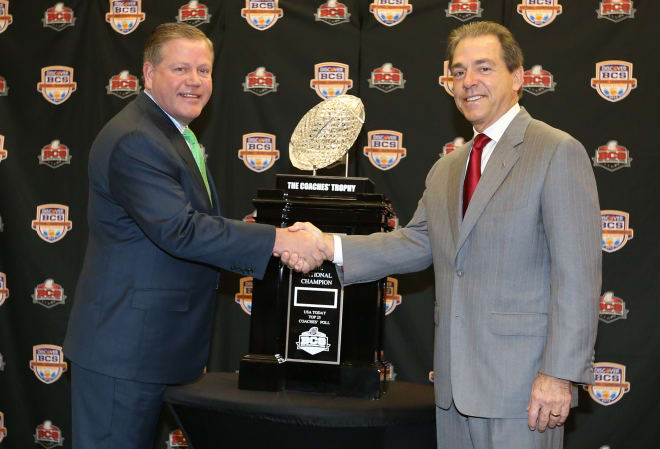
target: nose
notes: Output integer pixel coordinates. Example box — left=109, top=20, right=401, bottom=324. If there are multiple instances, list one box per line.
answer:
left=185, top=70, right=201, bottom=86
left=462, top=67, right=477, bottom=89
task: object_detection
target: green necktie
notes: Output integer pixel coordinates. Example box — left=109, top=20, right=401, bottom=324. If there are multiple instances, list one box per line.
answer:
left=182, top=127, right=212, bottom=204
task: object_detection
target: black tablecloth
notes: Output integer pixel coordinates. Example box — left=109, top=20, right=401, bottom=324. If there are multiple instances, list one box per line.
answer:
left=163, top=372, right=436, bottom=449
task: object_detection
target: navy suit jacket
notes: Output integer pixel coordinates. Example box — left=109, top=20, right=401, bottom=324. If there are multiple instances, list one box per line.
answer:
left=64, top=92, right=275, bottom=384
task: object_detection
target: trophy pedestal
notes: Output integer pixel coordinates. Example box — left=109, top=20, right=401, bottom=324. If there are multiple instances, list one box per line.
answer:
left=238, top=175, right=392, bottom=399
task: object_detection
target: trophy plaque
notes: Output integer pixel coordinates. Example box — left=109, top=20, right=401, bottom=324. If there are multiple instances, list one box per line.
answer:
left=238, top=96, right=393, bottom=399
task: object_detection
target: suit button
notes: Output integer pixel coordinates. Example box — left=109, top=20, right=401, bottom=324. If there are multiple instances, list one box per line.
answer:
left=456, top=269, right=464, bottom=277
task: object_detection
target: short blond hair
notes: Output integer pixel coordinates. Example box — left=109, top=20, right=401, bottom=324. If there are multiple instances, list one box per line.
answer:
left=143, top=22, right=213, bottom=66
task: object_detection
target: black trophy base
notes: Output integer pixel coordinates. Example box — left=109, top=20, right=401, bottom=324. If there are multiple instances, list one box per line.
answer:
left=239, top=356, right=387, bottom=400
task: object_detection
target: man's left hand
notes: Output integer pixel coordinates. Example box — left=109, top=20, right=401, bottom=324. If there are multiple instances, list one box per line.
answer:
left=527, top=372, right=572, bottom=432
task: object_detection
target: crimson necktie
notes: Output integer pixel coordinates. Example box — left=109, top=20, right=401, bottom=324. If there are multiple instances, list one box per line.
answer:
left=463, top=133, right=491, bottom=216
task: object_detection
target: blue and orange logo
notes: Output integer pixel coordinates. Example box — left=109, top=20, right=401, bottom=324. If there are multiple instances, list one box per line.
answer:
left=591, top=60, right=637, bottom=102
left=31, top=204, right=73, bottom=243
left=517, top=0, right=562, bottom=27
left=241, top=0, right=283, bottom=30
left=384, top=277, right=402, bottom=315
left=37, top=66, right=77, bottom=105
left=310, top=62, right=353, bottom=99
left=0, top=0, right=13, bottom=34
left=438, top=60, right=454, bottom=97
left=369, top=0, right=412, bottom=27
left=238, top=133, right=279, bottom=172
left=363, top=130, right=407, bottom=171
left=106, top=0, right=145, bottom=34
left=584, top=362, right=631, bottom=406
left=235, top=277, right=253, bottom=315
left=29, top=344, right=68, bottom=384
left=0, top=272, right=9, bottom=307
left=601, top=210, right=633, bottom=253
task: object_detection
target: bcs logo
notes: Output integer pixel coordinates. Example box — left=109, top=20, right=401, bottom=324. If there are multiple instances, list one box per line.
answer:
left=369, top=0, right=412, bottom=27
left=38, top=140, right=72, bottom=169
left=0, top=272, right=9, bottom=307
left=315, top=1, right=350, bottom=26
left=599, top=291, right=628, bottom=323
left=0, top=75, right=8, bottom=95
left=32, top=279, right=67, bottom=309
left=601, top=210, right=633, bottom=253
left=369, top=63, right=406, bottom=93
left=0, top=134, right=7, bottom=163
left=31, top=204, right=73, bottom=243
left=37, top=66, right=77, bottom=105
left=438, top=60, right=454, bottom=97
left=597, top=0, right=635, bottom=23
left=29, top=344, right=68, bottom=384
left=238, top=133, right=279, bottom=172
left=523, top=65, right=556, bottom=96
left=34, top=420, right=64, bottom=449
left=584, top=362, right=631, bottom=406
left=106, top=0, right=145, bottom=34
left=310, top=62, right=353, bottom=99
left=363, top=130, right=407, bottom=170
left=166, top=429, right=188, bottom=449
left=592, top=140, right=631, bottom=172
left=0, top=411, right=6, bottom=443
left=442, top=137, right=465, bottom=157
left=0, top=352, right=5, bottom=371
left=384, top=277, right=402, bottom=315
left=243, top=67, right=278, bottom=96
left=241, top=0, right=283, bottom=31
left=0, top=0, right=12, bottom=34
left=235, top=277, right=253, bottom=315
left=445, top=0, right=483, bottom=22
left=591, top=60, right=637, bottom=102
left=106, top=70, right=141, bottom=99
left=517, top=0, right=562, bottom=27
left=42, top=3, right=76, bottom=31
left=176, top=1, right=211, bottom=27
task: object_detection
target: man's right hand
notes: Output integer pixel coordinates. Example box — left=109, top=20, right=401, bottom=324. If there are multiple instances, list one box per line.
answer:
left=272, top=224, right=331, bottom=273
left=275, top=222, right=334, bottom=272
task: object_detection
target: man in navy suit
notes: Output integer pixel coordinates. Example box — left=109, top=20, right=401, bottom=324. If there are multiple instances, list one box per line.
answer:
left=63, top=23, right=325, bottom=449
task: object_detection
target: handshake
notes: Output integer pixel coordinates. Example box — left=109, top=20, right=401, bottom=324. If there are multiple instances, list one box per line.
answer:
left=273, top=222, right=335, bottom=273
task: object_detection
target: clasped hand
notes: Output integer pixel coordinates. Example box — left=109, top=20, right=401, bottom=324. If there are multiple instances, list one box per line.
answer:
left=273, top=222, right=334, bottom=273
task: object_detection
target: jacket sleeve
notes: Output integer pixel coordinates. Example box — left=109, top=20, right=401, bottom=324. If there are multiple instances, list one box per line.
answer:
left=538, top=136, right=602, bottom=384
left=107, top=129, right=276, bottom=279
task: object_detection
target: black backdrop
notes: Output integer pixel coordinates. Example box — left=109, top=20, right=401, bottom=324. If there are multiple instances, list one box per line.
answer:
left=1, top=1, right=659, bottom=448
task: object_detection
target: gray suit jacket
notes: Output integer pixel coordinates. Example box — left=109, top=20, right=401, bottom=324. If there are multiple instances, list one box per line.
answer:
left=340, top=108, right=601, bottom=418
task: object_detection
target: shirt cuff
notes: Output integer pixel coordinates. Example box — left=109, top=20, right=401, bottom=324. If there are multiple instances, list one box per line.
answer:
left=332, top=234, right=343, bottom=266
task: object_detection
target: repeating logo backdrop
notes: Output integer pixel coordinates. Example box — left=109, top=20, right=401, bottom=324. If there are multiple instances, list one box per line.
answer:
left=0, top=1, right=657, bottom=448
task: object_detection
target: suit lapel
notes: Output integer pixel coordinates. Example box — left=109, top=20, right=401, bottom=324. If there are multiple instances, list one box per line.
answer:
left=136, top=93, right=213, bottom=210
left=447, top=143, right=470, bottom=246
left=455, top=108, right=532, bottom=256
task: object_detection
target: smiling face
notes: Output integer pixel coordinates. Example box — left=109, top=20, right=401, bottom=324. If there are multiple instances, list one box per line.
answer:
left=143, top=38, right=212, bottom=126
left=450, top=34, right=523, bottom=132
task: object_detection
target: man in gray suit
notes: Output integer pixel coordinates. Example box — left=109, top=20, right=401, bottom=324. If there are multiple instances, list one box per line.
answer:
left=287, top=21, right=601, bottom=449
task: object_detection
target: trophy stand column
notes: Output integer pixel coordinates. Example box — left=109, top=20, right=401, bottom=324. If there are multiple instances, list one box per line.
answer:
left=238, top=175, right=392, bottom=399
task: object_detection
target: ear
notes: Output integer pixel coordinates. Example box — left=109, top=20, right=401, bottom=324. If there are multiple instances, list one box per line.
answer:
left=143, top=62, right=153, bottom=91
left=512, top=66, right=524, bottom=92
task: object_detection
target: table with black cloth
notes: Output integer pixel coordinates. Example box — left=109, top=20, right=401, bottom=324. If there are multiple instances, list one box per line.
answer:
left=163, top=372, right=436, bottom=449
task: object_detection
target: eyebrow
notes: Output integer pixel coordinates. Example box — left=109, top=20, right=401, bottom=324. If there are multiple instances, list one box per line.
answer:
left=451, top=58, right=496, bottom=71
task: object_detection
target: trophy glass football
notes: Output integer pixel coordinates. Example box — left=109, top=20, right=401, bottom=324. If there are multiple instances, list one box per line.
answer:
left=289, top=94, right=365, bottom=176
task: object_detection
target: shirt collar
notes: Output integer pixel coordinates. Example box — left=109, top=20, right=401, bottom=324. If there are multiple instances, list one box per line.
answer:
left=473, top=103, right=521, bottom=143
left=144, top=90, right=187, bottom=133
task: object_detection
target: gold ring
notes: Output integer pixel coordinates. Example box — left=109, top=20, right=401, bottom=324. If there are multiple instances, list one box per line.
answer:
left=550, top=412, right=561, bottom=418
